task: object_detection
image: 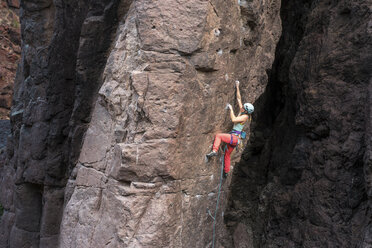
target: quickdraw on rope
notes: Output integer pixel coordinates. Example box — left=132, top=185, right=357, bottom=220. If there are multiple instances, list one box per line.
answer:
left=207, top=145, right=226, bottom=248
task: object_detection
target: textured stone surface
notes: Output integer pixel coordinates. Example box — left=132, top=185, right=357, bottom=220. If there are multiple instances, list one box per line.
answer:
left=59, top=0, right=281, bottom=247
left=227, top=0, right=372, bottom=247
left=0, top=0, right=20, bottom=119
left=0, top=120, right=10, bottom=150
left=6, top=0, right=19, bottom=9
left=0, top=0, right=123, bottom=247
left=1, top=0, right=370, bottom=247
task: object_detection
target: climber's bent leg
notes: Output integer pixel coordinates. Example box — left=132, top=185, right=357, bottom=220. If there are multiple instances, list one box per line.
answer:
left=212, top=133, right=232, bottom=152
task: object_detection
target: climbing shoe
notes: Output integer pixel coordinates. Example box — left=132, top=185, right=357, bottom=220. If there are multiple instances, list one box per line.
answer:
left=223, top=172, right=228, bottom=179
left=206, top=151, right=218, bottom=158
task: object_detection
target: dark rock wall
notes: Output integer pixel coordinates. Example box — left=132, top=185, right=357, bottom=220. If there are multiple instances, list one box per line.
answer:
left=0, top=120, right=10, bottom=150
left=228, top=0, right=372, bottom=247
left=0, top=0, right=126, bottom=247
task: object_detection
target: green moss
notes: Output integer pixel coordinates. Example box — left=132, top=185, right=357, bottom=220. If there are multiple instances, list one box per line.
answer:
left=12, top=18, right=19, bottom=29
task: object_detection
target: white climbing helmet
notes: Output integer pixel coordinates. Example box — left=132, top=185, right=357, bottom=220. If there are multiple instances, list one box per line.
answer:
left=244, top=103, right=254, bottom=114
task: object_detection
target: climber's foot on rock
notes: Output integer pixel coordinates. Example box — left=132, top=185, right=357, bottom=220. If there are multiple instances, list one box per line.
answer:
left=206, top=150, right=218, bottom=159
left=223, top=172, right=228, bottom=179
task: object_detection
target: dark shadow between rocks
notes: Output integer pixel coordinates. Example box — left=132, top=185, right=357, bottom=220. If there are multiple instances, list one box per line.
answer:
left=225, top=0, right=313, bottom=246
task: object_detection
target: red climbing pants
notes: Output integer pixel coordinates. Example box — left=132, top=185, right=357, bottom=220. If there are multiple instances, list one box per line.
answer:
left=212, top=133, right=238, bottom=173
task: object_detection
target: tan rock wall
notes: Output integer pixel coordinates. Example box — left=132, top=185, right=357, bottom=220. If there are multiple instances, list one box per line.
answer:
left=60, top=0, right=281, bottom=247
left=0, top=0, right=20, bottom=119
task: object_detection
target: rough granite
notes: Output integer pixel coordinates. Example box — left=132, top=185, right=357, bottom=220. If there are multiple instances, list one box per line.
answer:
left=0, top=0, right=371, bottom=248
left=59, top=0, right=281, bottom=247
left=0, top=0, right=20, bottom=119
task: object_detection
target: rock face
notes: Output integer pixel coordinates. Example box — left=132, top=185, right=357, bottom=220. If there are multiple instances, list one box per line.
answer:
left=1, top=0, right=281, bottom=247
left=59, top=0, right=281, bottom=247
left=0, top=0, right=20, bottom=119
left=227, top=0, right=372, bottom=247
left=0, top=0, right=370, bottom=248
left=0, top=120, right=10, bottom=149
left=0, top=0, right=124, bottom=247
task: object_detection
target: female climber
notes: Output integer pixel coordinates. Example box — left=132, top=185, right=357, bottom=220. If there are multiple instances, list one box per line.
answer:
left=206, top=80, right=254, bottom=178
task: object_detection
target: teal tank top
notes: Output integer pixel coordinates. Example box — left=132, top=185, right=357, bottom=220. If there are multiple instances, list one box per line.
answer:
left=232, top=112, right=247, bottom=132
left=232, top=122, right=244, bottom=132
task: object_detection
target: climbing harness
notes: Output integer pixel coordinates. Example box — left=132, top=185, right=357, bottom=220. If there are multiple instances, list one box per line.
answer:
left=229, top=130, right=247, bottom=152
left=207, top=145, right=227, bottom=248
left=229, top=134, right=234, bottom=145
left=230, top=130, right=247, bottom=139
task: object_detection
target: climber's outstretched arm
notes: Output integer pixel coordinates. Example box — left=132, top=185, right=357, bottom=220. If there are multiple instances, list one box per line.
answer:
left=235, top=81, right=244, bottom=112
left=228, top=104, right=248, bottom=123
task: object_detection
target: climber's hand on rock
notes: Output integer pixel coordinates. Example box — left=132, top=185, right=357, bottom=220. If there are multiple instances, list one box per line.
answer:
left=226, top=103, right=232, bottom=110
left=235, top=80, right=240, bottom=88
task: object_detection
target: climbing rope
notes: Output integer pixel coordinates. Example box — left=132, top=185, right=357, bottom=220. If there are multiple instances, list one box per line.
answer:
left=207, top=145, right=226, bottom=248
